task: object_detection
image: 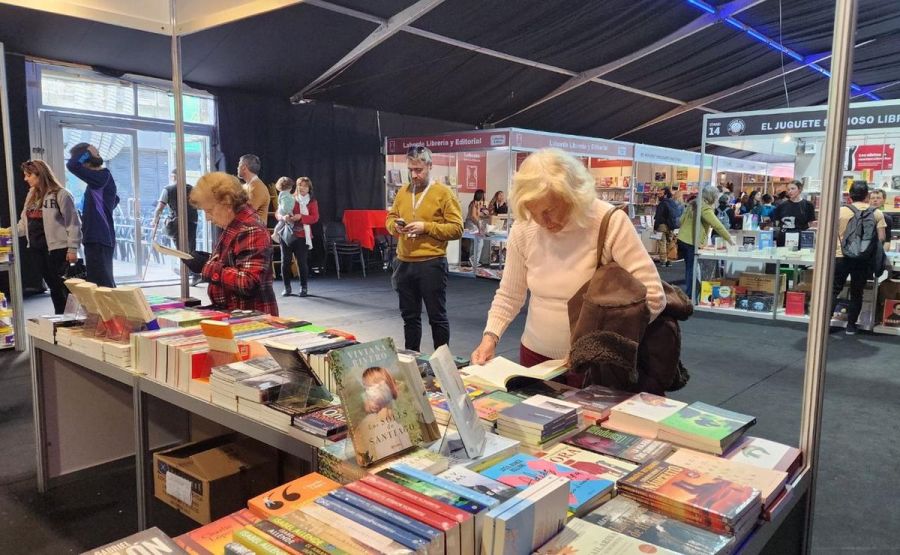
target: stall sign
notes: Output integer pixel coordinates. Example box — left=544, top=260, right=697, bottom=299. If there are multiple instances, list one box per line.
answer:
left=634, top=144, right=701, bottom=167
left=457, top=152, right=486, bottom=193
left=511, top=130, right=633, bottom=158
left=705, top=101, right=900, bottom=139
left=846, top=144, right=894, bottom=171
left=715, top=156, right=769, bottom=174
left=386, top=131, right=509, bottom=154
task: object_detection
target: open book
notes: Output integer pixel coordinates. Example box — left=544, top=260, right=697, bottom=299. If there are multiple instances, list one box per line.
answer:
left=153, top=242, right=193, bottom=260
left=459, top=357, right=567, bottom=392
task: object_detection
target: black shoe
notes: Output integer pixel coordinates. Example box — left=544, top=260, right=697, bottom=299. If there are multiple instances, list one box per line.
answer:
left=281, top=290, right=292, bottom=297
left=845, top=324, right=858, bottom=335
left=299, top=289, right=308, bottom=297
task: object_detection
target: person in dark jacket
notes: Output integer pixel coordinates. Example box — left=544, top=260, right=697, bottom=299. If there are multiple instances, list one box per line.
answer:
left=66, top=143, right=119, bottom=287
left=653, top=187, right=678, bottom=267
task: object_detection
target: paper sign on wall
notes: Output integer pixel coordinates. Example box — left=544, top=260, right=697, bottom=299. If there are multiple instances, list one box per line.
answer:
left=457, top=152, right=486, bottom=193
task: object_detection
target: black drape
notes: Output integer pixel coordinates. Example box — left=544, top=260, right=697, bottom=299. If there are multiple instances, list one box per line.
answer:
left=214, top=88, right=468, bottom=225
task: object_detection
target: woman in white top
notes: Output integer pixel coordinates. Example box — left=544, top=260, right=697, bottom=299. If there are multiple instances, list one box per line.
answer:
left=471, top=148, right=666, bottom=367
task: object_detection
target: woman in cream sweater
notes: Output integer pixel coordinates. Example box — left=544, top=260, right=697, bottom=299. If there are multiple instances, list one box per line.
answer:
left=471, top=149, right=666, bottom=367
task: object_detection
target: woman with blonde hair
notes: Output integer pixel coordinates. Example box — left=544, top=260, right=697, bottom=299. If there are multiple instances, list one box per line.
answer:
left=15, top=160, right=82, bottom=313
left=183, top=172, right=278, bottom=315
left=471, top=148, right=665, bottom=367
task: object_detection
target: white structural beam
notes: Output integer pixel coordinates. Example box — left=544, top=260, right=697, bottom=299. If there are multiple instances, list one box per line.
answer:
left=492, top=0, right=765, bottom=124
left=302, top=0, right=713, bottom=111
left=292, top=0, right=444, bottom=101
left=614, top=39, right=879, bottom=139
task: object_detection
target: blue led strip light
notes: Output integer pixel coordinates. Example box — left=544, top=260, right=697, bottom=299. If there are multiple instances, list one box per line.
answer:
left=686, top=0, right=880, bottom=100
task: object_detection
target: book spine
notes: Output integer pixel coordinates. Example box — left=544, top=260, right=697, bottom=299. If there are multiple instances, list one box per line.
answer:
left=314, top=496, right=429, bottom=553
left=360, top=475, right=472, bottom=523
left=268, top=516, right=348, bottom=555
left=376, top=470, right=484, bottom=513
left=233, top=530, right=291, bottom=555
left=251, top=520, right=330, bottom=555
left=328, top=489, right=443, bottom=545
left=344, top=481, right=457, bottom=532
left=299, top=503, right=412, bottom=555
left=391, top=465, right=497, bottom=509
left=226, top=541, right=257, bottom=555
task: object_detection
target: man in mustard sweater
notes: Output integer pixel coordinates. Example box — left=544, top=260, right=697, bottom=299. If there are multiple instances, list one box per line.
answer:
left=386, top=146, right=464, bottom=351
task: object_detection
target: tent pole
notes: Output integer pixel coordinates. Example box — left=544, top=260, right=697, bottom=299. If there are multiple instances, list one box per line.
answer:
left=170, top=0, right=189, bottom=298
left=799, top=1, right=858, bottom=552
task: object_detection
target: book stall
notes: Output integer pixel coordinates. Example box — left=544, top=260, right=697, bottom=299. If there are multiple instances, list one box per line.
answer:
left=29, top=275, right=813, bottom=555
left=694, top=99, right=900, bottom=336
left=384, top=129, right=634, bottom=280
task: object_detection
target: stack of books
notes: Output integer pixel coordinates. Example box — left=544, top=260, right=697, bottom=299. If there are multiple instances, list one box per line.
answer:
left=472, top=390, right=525, bottom=429
left=535, top=517, right=681, bottom=555
left=558, top=385, right=634, bottom=423
left=723, top=436, right=803, bottom=481
left=605, top=392, right=687, bottom=438
left=289, top=405, right=348, bottom=445
left=210, top=357, right=282, bottom=411
left=656, top=402, right=756, bottom=455
left=583, top=496, right=734, bottom=555
left=617, top=460, right=762, bottom=546
left=496, top=395, right=582, bottom=453
left=481, top=476, right=569, bottom=554
left=539, top=443, right=639, bottom=483
left=481, top=453, right=614, bottom=517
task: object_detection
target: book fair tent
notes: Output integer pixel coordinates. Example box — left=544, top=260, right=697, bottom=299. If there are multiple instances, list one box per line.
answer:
left=0, top=1, right=897, bottom=552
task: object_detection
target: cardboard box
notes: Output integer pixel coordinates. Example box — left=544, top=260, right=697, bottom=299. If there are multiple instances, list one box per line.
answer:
left=739, top=272, right=786, bottom=305
left=153, top=435, right=278, bottom=524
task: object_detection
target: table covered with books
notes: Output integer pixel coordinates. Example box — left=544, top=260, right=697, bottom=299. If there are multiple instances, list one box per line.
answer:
left=31, top=278, right=811, bottom=555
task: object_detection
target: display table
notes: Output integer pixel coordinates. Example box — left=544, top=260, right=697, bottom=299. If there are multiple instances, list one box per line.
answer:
left=342, top=209, right=389, bottom=250
left=30, top=339, right=319, bottom=531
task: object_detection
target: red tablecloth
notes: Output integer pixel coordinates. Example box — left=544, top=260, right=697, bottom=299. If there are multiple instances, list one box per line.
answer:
left=342, top=209, right=389, bottom=250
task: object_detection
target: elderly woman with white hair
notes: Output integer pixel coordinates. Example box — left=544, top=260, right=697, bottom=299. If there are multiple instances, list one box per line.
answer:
left=471, top=148, right=666, bottom=368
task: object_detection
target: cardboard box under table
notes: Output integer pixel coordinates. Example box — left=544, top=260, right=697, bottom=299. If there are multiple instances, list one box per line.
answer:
left=153, top=435, right=278, bottom=524
left=739, top=272, right=787, bottom=306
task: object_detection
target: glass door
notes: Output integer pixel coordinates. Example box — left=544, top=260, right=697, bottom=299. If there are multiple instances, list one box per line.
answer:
left=59, top=124, right=142, bottom=282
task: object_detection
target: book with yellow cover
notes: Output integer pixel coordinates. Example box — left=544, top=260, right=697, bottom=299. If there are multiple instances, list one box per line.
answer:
left=248, top=473, right=340, bottom=518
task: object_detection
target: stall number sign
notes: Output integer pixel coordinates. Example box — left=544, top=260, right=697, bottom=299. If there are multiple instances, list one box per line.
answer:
left=706, top=103, right=900, bottom=138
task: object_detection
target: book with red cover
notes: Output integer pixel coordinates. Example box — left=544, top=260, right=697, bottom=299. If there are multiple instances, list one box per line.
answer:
left=175, top=509, right=259, bottom=554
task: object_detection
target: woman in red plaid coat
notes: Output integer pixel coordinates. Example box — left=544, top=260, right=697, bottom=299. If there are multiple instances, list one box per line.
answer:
left=186, top=172, right=278, bottom=315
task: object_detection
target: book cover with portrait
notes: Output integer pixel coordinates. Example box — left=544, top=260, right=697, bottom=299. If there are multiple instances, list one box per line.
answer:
left=329, top=338, right=434, bottom=467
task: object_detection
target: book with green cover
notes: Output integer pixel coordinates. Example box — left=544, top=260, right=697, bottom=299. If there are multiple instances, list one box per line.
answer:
left=658, top=402, right=755, bottom=455
left=328, top=338, right=439, bottom=467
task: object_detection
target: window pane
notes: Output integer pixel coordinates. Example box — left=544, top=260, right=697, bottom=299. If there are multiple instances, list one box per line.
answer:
left=137, top=86, right=216, bottom=125
left=41, top=68, right=135, bottom=115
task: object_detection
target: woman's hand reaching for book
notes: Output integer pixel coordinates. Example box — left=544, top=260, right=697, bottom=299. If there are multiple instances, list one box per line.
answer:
left=471, top=334, right=497, bottom=365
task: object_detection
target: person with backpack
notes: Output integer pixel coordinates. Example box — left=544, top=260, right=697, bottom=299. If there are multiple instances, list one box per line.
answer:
left=653, top=187, right=678, bottom=267
left=713, top=194, right=737, bottom=234
left=832, top=180, right=886, bottom=335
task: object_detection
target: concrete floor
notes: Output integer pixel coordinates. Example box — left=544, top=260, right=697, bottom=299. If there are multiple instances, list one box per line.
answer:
left=1, top=264, right=898, bottom=553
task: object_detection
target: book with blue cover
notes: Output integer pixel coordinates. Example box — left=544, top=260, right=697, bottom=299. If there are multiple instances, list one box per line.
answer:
left=376, top=468, right=487, bottom=514
left=391, top=464, right=499, bottom=509
left=327, top=489, right=443, bottom=550
left=313, top=495, right=430, bottom=553
left=481, top=453, right=614, bottom=516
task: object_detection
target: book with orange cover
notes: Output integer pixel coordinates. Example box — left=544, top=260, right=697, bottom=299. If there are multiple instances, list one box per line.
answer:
left=248, top=473, right=340, bottom=519
left=175, top=508, right=259, bottom=555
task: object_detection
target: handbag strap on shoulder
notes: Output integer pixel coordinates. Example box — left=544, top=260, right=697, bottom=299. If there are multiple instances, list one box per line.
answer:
left=595, top=207, right=616, bottom=269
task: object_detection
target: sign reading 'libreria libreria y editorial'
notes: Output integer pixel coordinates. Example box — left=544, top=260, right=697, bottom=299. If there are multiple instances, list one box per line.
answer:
left=705, top=102, right=900, bottom=138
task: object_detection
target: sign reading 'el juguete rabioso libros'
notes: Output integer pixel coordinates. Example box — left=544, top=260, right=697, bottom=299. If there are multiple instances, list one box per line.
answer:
left=705, top=102, right=900, bottom=139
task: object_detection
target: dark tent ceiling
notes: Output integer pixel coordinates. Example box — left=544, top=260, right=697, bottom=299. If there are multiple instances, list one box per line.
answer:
left=3, top=0, right=900, bottom=151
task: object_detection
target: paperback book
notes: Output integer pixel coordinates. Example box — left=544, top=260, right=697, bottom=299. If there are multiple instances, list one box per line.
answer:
left=328, top=338, right=439, bottom=466
left=480, top=453, right=614, bottom=516
left=535, top=517, right=680, bottom=555
left=666, top=448, right=788, bottom=507
left=437, top=465, right=517, bottom=502
left=176, top=509, right=259, bottom=555
left=472, top=390, right=524, bottom=423
left=458, top=357, right=566, bottom=392
left=559, top=385, right=634, bottom=422
left=540, top=443, right=639, bottom=482
left=292, top=406, right=347, bottom=438
left=723, top=436, right=802, bottom=479
left=83, top=527, right=187, bottom=555
left=657, top=402, right=756, bottom=455
left=565, top=425, right=673, bottom=464
left=582, top=497, right=734, bottom=555
left=606, top=393, right=687, bottom=438
left=482, top=476, right=569, bottom=555
left=247, top=473, right=340, bottom=518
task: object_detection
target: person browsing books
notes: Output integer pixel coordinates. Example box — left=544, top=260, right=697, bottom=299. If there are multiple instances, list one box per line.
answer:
left=14, top=160, right=82, bottom=313
left=183, top=172, right=278, bottom=315
left=471, top=148, right=666, bottom=368
left=66, top=143, right=119, bottom=287
left=676, top=186, right=734, bottom=299
left=386, top=146, right=464, bottom=351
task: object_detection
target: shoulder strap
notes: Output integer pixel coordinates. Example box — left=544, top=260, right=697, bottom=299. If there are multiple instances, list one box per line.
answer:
left=595, top=207, right=616, bottom=269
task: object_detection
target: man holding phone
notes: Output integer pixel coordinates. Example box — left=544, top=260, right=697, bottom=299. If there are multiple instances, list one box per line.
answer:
left=386, top=146, right=464, bottom=351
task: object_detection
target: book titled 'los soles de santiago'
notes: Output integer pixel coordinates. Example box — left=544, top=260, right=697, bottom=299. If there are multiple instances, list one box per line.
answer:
left=329, top=338, right=440, bottom=467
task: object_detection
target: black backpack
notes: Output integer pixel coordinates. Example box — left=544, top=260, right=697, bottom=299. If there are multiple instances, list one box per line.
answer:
left=841, top=205, right=877, bottom=259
